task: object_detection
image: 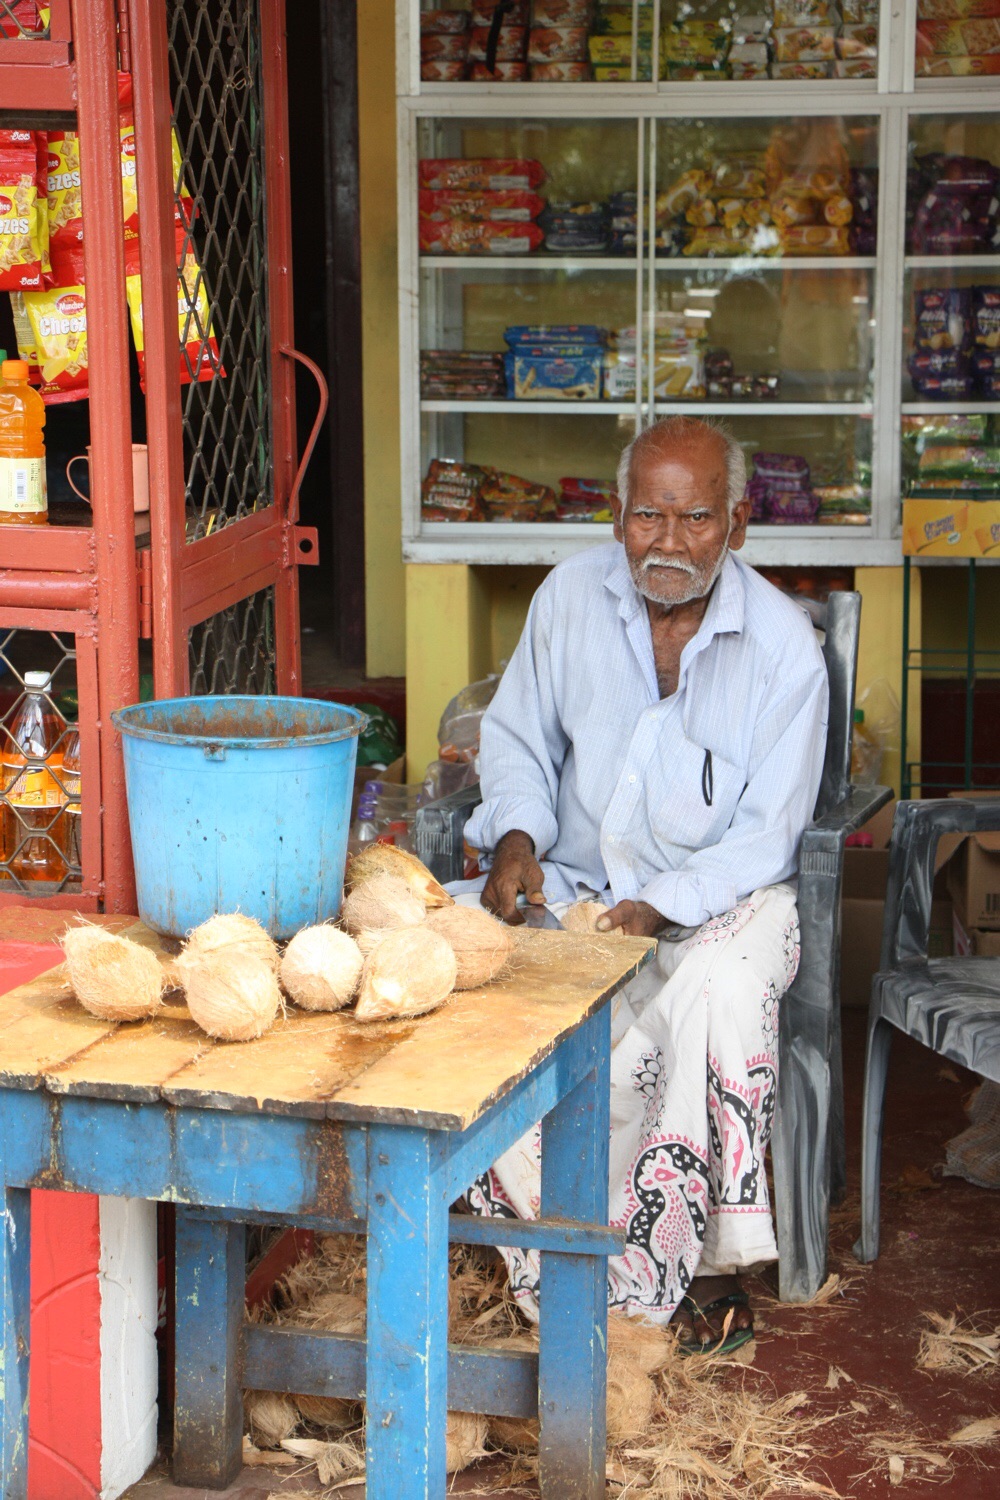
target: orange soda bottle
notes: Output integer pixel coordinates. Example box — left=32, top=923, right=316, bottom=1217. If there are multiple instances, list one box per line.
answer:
left=0, top=357, right=47, bottom=526
left=1, top=671, right=65, bottom=882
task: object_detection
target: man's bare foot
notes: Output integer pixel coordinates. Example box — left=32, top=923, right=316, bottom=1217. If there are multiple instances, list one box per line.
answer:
left=671, top=1274, right=754, bottom=1353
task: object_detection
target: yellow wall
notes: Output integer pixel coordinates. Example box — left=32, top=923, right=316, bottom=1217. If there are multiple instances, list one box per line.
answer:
left=358, top=0, right=406, bottom=678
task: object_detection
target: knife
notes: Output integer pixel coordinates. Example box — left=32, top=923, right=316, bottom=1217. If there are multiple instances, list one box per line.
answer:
left=516, top=896, right=564, bottom=930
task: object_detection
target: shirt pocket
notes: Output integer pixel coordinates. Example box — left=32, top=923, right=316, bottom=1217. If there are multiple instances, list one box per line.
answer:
left=646, top=733, right=747, bottom=854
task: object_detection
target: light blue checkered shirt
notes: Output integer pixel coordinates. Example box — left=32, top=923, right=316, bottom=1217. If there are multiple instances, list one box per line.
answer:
left=465, top=544, right=829, bottom=928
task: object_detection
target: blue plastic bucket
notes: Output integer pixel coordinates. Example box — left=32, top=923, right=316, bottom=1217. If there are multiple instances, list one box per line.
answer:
left=112, top=696, right=367, bottom=939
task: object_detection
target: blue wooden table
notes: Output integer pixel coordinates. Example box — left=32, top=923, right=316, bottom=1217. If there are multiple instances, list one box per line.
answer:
left=0, top=921, right=653, bottom=1499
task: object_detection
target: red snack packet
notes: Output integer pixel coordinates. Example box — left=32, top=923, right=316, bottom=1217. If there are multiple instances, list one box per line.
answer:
left=419, top=217, right=545, bottom=253
left=125, top=231, right=224, bottom=391
left=0, top=130, right=44, bottom=291
left=419, top=158, right=545, bottom=191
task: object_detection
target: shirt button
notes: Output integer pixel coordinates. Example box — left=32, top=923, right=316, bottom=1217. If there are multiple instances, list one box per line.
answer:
left=628, top=774, right=636, bottom=784
left=607, top=835, right=615, bottom=844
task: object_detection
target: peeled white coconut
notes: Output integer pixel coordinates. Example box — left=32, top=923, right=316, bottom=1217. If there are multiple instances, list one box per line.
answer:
left=345, top=843, right=453, bottom=908
left=354, top=926, right=457, bottom=1022
left=340, top=872, right=425, bottom=940
left=561, top=900, right=619, bottom=935
left=176, top=947, right=281, bottom=1041
left=62, top=924, right=165, bottom=1022
left=280, top=926, right=363, bottom=1012
left=425, top=904, right=514, bottom=990
left=183, top=912, right=280, bottom=972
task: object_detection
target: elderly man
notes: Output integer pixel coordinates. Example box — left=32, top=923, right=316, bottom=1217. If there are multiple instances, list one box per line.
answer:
left=460, top=415, right=828, bottom=1353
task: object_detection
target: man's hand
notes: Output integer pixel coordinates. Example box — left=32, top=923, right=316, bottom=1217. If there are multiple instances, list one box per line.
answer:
left=596, top=899, right=666, bottom=939
left=481, top=830, right=545, bottom=925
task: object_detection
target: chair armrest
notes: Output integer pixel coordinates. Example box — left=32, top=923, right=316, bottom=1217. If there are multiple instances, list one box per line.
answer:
left=809, top=783, right=893, bottom=840
left=879, top=797, right=999, bottom=969
left=414, top=782, right=482, bottom=886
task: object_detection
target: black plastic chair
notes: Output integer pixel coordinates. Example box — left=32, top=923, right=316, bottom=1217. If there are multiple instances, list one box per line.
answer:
left=855, top=797, right=1000, bottom=1266
left=415, top=589, right=891, bottom=1301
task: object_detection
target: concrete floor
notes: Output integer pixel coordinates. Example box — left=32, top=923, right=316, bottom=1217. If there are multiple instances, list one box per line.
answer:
left=124, top=1006, right=1000, bottom=1500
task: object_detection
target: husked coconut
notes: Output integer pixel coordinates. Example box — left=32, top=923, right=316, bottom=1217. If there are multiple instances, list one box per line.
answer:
left=62, top=924, right=165, bottom=1022
left=345, top=842, right=453, bottom=908
left=340, top=872, right=425, bottom=939
left=425, top=904, right=514, bottom=989
left=183, top=912, right=280, bottom=972
left=176, top=947, right=281, bottom=1041
left=244, top=1389, right=298, bottom=1448
left=354, top=926, right=457, bottom=1022
left=280, top=926, right=363, bottom=1011
left=561, top=900, right=618, bottom=934
left=446, top=1411, right=487, bottom=1472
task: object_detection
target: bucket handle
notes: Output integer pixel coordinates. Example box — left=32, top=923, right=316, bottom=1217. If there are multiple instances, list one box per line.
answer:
left=280, top=344, right=329, bottom=526
left=204, top=743, right=226, bottom=761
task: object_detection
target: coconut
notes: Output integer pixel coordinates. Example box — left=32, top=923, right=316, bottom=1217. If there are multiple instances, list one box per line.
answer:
left=425, top=904, right=514, bottom=990
left=62, top=924, right=166, bottom=1022
left=176, top=948, right=281, bottom=1041
left=183, top=912, right=280, bottom=972
left=293, top=1393, right=359, bottom=1432
left=446, top=1411, right=487, bottom=1472
left=340, top=872, right=426, bottom=939
left=244, top=1389, right=298, bottom=1448
left=280, top=926, right=363, bottom=1011
left=345, top=842, right=453, bottom=909
left=561, top=899, right=617, bottom=935
left=354, top=926, right=457, bottom=1022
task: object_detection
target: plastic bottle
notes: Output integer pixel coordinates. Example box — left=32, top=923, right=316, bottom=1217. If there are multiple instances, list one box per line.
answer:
left=60, top=728, right=81, bottom=870
left=0, top=357, right=47, bottom=527
left=348, top=799, right=379, bottom=858
left=850, top=708, right=881, bottom=787
left=383, top=819, right=415, bottom=854
left=1, top=671, right=65, bottom=881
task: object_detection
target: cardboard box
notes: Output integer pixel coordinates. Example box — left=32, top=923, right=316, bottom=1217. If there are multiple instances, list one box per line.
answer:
left=840, top=799, right=953, bottom=1007
left=953, top=910, right=1000, bottom=957
left=902, top=498, right=1000, bottom=558
left=351, top=754, right=404, bottom=820
left=945, top=827, right=1000, bottom=931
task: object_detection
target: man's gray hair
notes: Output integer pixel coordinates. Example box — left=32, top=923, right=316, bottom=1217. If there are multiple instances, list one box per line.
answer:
left=616, top=415, right=747, bottom=517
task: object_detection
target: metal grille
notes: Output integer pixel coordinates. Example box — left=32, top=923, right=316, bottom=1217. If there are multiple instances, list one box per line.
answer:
left=0, top=1, right=49, bottom=39
left=0, top=630, right=80, bottom=894
left=188, top=588, right=276, bottom=697
left=167, top=0, right=272, bottom=541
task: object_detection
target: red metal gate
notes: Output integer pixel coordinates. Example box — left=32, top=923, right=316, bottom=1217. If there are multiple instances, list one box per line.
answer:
left=0, top=0, right=321, bottom=914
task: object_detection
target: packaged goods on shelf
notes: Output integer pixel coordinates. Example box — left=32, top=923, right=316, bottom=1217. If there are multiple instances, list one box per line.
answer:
left=773, top=0, right=838, bottom=21
left=503, top=324, right=607, bottom=399
left=749, top=451, right=821, bottom=524
left=770, top=58, right=834, bottom=74
left=730, top=42, right=770, bottom=76
left=530, top=60, right=592, bottom=76
left=473, top=0, right=529, bottom=20
left=918, top=0, right=1000, bottom=15
left=603, top=335, right=637, bottom=399
left=22, top=269, right=87, bottom=402
left=418, top=188, right=546, bottom=222
left=469, top=60, right=529, bottom=77
left=917, top=51, right=1000, bottom=69
left=0, top=131, right=44, bottom=292
left=556, top=476, right=617, bottom=520
left=814, top=484, right=871, bottom=524
left=421, top=31, right=471, bottom=61
left=480, top=468, right=557, bottom=519
left=532, top=0, right=594, bottom=21
left=468, top=24, right=528, bottom=59
left=842, top=0, right=879, bottom=17
left=837, top=21, right=878, bottom=52
left=420, top=9, right=470, bottom=32
left=419, top=158, right=545, bottom=192
left=907, top=153, right=1000, bottom=254
left=422, top=458, right=487, bottom=521
left=903, top=412, right=989, bottom=443
left=125, top=238, right=224, bottom=392
left=527, top=24, right=590, bottom=59
left=918, top=443, right=1000, bottom=477
left=914, top=287, right=971, bottom=352
left=539, top=200, right=609, bottom=251
left=732, top=13, right=772, bottom=43
left=773, top=24, right=837, bottom=59
left=419, top=350, right=507, bottom=399
left=916, top=15, right=1000, bottom=49
left=419, top=218, right=545, bottom=253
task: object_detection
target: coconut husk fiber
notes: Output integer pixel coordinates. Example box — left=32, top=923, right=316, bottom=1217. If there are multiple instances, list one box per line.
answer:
left=251, top=1233, right=834, bottom=1497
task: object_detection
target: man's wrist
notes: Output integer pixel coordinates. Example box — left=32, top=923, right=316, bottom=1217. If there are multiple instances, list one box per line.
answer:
left=495, top=828, right=536, bottom=857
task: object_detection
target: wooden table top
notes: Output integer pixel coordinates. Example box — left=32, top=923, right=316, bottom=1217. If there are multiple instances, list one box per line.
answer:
left=0, top=920, right=654, bottom=1129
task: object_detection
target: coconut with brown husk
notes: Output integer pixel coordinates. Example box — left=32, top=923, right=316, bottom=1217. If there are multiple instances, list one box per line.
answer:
left=340, top=872, right=426, bottom=949
left=183, top=912, right=280, bottom=972
left=62, top=924, right=166, bottom=1022
left=345, top=842, right=453, bottom=909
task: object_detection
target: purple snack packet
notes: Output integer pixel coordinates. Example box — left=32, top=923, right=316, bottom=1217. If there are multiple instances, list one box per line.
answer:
left=914, top=287, right=972, bottom=352
left=909, top=349, right=972, bottom=379
left=752, top=450, right=810, bottom=482
left=746, top=476, right=769, bottom=521
left=765, top=488, right=820, bottom=524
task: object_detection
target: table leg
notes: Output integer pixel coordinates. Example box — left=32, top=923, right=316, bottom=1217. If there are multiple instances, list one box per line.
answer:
left=0, top=1185, right=30, bottom=1500
left=172, top=1209, right=245, bottom=1489
left=538, top=1008, right=611, bottom=1500
left=365, top=1125, right=449, bottom=1500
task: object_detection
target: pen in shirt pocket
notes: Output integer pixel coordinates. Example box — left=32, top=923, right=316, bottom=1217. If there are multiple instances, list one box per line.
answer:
left=702, top=748, right=713, bottom=807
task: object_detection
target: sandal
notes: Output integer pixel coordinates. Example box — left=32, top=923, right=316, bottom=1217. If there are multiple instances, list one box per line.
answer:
left=674, top=1289, right=754, bottom=1357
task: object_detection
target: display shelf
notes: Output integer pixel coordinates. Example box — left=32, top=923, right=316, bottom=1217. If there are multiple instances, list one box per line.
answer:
left=905, top=256, right=1000, bottom=270
left=419, top=256, right=639, bottom=271
left=653, top=257, right=878, bottom=272
left=420, top=400, right=637, bottom=415
left=902, top=403, right=1000, bottom=415
left=653, top=401, right=873, bottom=417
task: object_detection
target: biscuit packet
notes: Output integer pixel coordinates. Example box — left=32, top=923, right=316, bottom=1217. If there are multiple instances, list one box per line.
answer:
left=125, top=232, right=224, bottom=391
left=22, top=244, right=89, bottom=403
left=10, top=290, right=41, bottom=384
left=44, top=129, right=82, bottom=266
left=0, top=129, right=45, bottom=291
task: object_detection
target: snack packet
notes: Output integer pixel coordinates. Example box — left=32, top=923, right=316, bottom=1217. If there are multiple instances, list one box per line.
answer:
left=10, top=290, right=41, bottom=383
left=125, top=237, right=224, bottom=391
left=0, top=130, right=44, bottom=291
left=22, top=249, right=88, bottom=402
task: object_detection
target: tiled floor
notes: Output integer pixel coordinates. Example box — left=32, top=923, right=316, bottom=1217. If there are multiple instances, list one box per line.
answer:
left=125, top=1006, right=1000, bottom=1500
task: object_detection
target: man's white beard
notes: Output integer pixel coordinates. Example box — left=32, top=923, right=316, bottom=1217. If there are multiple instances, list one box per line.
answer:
left=630, top=541, right=729, bottom=607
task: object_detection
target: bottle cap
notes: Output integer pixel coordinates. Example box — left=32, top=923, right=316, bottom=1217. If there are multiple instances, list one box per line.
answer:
left=387, top=820, right=409, bottom=834
left=23, top=670, right=51, bottom=690
left=854, top=708, right=864, bottom=724
left=2, top=359, right=28, bottom=380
